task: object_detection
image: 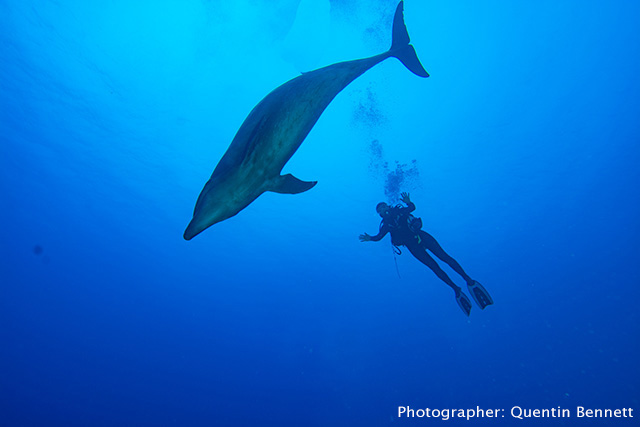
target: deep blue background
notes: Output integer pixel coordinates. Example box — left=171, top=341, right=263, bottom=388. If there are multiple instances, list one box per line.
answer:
left=1, top=1, right=638, bottom=425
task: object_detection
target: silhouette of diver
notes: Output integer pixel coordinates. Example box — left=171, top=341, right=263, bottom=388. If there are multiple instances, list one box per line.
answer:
left=359, top=192, right=493, bottom=316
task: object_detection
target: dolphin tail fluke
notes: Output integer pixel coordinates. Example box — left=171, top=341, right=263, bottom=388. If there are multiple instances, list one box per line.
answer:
left=390, top=1, right=429, bottom=78
left=268, top=174, right=317, bottom=194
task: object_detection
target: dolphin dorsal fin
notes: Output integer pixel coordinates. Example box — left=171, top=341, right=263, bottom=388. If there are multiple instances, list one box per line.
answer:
left=268, top=174, right=317, bottom=194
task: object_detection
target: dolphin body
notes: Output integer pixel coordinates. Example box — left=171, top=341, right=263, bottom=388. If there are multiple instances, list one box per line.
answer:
left=184, top=1, right=428, bottom=240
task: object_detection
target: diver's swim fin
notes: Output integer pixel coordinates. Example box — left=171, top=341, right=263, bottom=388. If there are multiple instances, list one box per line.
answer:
left=468, top=281, right=494, bottom=309
left=456, top=290, right=472, bottom=317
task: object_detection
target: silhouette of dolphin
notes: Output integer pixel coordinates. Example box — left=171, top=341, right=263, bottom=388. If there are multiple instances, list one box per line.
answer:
left=184, top=1, right=428, bottom=240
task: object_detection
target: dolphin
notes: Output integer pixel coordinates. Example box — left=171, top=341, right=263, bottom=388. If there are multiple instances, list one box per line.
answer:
left=184, top=0, right=428, bottom=240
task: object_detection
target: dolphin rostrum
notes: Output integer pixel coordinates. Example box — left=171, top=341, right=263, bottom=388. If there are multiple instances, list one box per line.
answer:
left=184, top=1, right=428, bottom=240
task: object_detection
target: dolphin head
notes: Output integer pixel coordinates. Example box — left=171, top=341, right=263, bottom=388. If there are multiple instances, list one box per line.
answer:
left=183, top=211, right=222, bottom=241
left=183, top=172, right=259, bottom=240
left=183, top=181, right=237, bottom=240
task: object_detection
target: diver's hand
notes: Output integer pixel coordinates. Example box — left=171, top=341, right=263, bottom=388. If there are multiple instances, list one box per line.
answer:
left=401, top=192, right=411, bottom=204
left=359, top=233, right=372, bottom=242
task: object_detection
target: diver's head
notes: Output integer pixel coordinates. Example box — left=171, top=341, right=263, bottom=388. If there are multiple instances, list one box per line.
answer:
left=376, top=202, right=390, bottom=218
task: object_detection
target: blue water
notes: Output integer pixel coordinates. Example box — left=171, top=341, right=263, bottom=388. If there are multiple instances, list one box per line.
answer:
left=2, top=1, right=639, bottom=425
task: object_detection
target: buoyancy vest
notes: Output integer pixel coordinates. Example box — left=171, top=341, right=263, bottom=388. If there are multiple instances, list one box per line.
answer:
left=380, top=205, right=423, bottom=247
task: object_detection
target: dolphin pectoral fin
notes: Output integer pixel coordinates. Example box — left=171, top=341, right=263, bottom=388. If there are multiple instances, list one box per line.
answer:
left=268, top=174, right=317, bottom=194
left=389, top=1, right=429, bottom=78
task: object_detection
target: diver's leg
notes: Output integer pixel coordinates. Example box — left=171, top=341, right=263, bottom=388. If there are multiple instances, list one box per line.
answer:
left=406, top=244, right=459, bottom=292
left=407, top=242, right=473, bottom=316
left=419, top=231, right=473, bottom=284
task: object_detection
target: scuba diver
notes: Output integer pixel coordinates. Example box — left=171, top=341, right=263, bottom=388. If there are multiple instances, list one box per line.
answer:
left=359, top=192, right=493, bottom=316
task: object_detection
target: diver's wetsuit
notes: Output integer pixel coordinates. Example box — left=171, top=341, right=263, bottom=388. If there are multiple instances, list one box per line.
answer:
left=369, top=202, right=472, bottom=291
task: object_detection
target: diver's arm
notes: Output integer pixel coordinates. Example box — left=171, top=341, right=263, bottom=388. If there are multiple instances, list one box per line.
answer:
left=401, top=192, right=415, bottom=212
left=404, top=201, right=416, bottom=212
left=360, top=224, right=389, bottom=242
